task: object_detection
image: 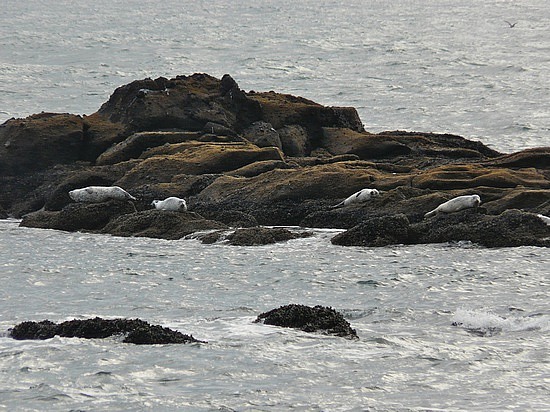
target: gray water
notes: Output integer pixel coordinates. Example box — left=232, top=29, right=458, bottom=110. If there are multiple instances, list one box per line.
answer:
left=1, top=1, right=550, bottom=410
left=1, top=0, right=550, bottom=152
left=0, top=220, right=548, bottom=411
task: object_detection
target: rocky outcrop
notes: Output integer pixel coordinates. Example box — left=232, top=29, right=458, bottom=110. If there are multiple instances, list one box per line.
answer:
left=1, top=73, right=549, bottom=247
left=255, top=304, right=358, bottom=339
left=9, top=317, right=203, bottom=345
left=331, top=214, right=411, bottom=247
left=411, top=208, right=550, bottom=247
left=331, top=209, right=550, bottom=247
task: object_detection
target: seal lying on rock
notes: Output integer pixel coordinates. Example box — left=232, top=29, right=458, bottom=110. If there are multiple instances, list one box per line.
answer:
left=69, top=186, right=137, bottom=203
left=152, top=197, right=187, bottom=211
left=537, top=214, right=550, bottom=225
left=331, top=188, right=380, bottom=208
left=424, top=194, right=481, bottom=218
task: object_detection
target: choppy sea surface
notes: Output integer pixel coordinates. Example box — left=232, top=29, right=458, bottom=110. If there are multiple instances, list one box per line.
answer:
left=0, top=220, right=549, bottom=411
left=1, top=0, right=550, bottom=153
left=1, top=1, right=550, bottom=410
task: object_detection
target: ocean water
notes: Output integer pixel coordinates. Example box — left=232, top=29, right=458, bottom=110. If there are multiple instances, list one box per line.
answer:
left=1, top=0, right=550, bottom=153
left=1, top=1, right=550, bottom=410
left=0, top=220, right=548, bottom=411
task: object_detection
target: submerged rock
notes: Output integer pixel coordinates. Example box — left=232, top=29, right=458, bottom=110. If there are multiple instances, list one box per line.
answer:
left=101, top=209, right=228, bottom=240
left=255, top=304, right=358, bottom=339
left=9, top=317, right=203, bottom=345
left=198, top=226, right=312, bottom=246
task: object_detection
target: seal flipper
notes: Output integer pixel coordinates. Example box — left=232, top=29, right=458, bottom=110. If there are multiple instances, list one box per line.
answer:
left=424, top=209, right=437, bottom=219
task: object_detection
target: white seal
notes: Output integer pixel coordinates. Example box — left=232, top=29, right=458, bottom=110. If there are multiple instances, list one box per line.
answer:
left=536, top=214, right=550, bottom=225
left=69, top=186, right=137, bottom=203
left=152, top=197, right=187, bottom=211
left=424, top=194, right=481, bottom=218
left=331, top=188, right=380, bottom=208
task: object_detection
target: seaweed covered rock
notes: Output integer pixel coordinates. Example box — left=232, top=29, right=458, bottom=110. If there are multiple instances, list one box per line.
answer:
left=199, top=227, right=312, bottom=245
left=332, top=208, right=550, bottom=247
left=9, top=317, right=203, bottom=344
left=331, top=214, right=411, bottom=247
left=20, top=200, right=137, bottom=232
left=227, top=227, right=312, bottom=246
left=411, top=208, right=550, bottom=247
left=255, top=304, right=358, bottom=339
left=101, top=209, right=228, bottom=239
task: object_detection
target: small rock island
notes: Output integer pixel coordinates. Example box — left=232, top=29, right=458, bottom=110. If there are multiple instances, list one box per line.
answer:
left=0, top=73, right=548, bottom=247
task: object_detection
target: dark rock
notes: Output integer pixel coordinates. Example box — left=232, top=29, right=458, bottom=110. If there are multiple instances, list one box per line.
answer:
left=246, top=91, right=364, bottom=140
left=199, top=210, right=258, bottom=228
left=20, top=200, right=136, bottom=232
left=44, top=171, right=116, bottom=211
left=331, top=214, right=411, bottom=246
left=9, top=320, right=58, bottom=340
left=220, top=73, right=239, bottom=96
left=321, top=128, right=411, bottom=159
left=95, top=73, right=261, bottom=135
left=96, top=131, right=203, bottom=165
left=255, top=304, right=358, bottom=339
left=202, top=121, right=238, bottom=137
left=226, top=227, right=312, bottom=246
left=115, top=142, right=284, bottom=187
left=301, top=206, right=377, bottom=229
left=118, top=174, right=219, bottom=209
left=412, top=208, right=550, bottom=247
left=100, top=209, right=228, bottom=240
left=278, top=124, right=309, bottom=157
left=412, top=164, right=550, bottom=190
left=1, top=73, right=549, bottom=249
left=81, top=112, right=128, bottom=161
left=483, top=147, right=550, bottom=169
left=331, top=207, right=550, bottom=248
left=0, top=113, right=87, bottom=175
left=242, top=121, right=282, bottom=149
left=10, top=317, right=203, bottom=345
left=197, top=226, right=312, bottom=245
left=227, top=160, right=293, bottom=178
left=380, top=130, right=501, bottom=158
left=483, top=188, right=550, bottom=215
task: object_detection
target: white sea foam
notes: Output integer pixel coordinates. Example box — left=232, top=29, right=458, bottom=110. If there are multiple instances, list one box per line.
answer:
left=452, top=307, right=548, bottom=334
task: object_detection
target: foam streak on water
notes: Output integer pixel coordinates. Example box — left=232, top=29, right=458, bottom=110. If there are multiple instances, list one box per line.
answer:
left=0, top=221, right=548, bottom=411
left=1, top=0, right=550, bottom=152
